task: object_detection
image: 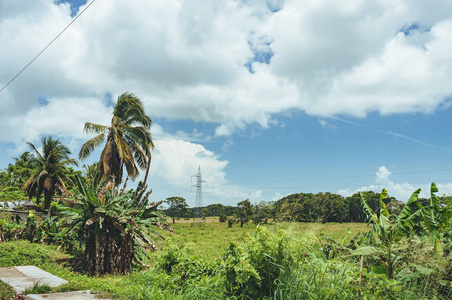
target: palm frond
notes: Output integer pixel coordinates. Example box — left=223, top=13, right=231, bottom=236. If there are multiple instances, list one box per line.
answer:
left=79, top=133, right=106, bottom=159
left=83, top=122, right=108, bottom=135
left=60, top=158, right=79, bottom=167
left=27, top=141, right=44, bottom=161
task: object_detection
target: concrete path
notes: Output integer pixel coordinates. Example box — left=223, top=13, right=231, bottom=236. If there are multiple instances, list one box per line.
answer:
left=0, top=266, right=68, bottom=293
left=25, top=290, right=96, bottom=299
left=0, top=266, right=110, bottom=299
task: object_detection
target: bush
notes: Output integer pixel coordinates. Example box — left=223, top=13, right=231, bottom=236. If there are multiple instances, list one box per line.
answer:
left=0, top=240, right=68, bottom=267
left=222, top=226, right=295, bottom=298
left=156, top=241, right=218, bottom=288
left=0, top=213, right=24, bottom=241
left=218, top=214, right=227, bottom=223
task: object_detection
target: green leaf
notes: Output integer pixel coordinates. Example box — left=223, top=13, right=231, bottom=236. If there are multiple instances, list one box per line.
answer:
left=396, top=188, right=422, bottom=224
left=359, top=192, right=378, bottom=225
left=351, top=246, right=384, bottom=256
left=379, top=189, right=390, bottom=218
left=439, top=280, right=452, bottom=287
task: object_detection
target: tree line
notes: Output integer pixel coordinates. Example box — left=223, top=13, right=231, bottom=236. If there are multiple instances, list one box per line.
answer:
left=163, top=191, right=450, bottom=225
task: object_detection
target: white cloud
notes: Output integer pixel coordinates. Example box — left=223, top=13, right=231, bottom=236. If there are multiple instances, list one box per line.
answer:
left=338, top=166, right=452, bottom=201
left=147, top=139, right=266, bottom=206
left=2, top=0, right=452, bottom=144
left=2, top=96, right=112, bottom=154
left=150, top=139, right=228, bottom=187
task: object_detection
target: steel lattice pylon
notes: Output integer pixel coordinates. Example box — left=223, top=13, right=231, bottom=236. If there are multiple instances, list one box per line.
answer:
left=192, top=165, right=206, bottom=222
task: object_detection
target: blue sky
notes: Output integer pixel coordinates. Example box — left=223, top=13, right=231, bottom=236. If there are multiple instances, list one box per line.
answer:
left=1, top=0, right=452, bottom=206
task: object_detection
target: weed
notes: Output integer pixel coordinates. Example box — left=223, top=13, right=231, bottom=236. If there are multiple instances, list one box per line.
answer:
left=23, top=282, right=52, bottom=294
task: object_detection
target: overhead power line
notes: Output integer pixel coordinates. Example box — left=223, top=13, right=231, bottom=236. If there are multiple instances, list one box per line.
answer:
left=0, top=0, right=98, bottom=94
left=233, top=179, right=452, bottom=191
left=231, top=167, right=452, bottom=184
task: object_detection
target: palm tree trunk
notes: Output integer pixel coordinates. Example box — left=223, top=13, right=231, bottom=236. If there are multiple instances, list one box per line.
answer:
left=143, top=153, right=152, bottom=184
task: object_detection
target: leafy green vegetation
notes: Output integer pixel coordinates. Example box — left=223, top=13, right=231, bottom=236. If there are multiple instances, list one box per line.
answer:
left=1, top=217, right=451, bottom=299
left=0, top=280, right=15, bottom=299
left=79, top=92, right=154, bottom=184
left=1, top=92, right=451, bottom=299
left=23, top=282, right=53, bottom=294
left=23, top=136, right=78, bottom=212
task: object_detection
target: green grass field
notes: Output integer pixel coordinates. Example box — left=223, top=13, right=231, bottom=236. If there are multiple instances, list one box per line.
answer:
left=0, top=221, right=409, bottom=300
left=152, top=220, right=369, bottom=261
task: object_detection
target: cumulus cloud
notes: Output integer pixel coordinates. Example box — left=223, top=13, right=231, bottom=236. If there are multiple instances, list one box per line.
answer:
left=2, top=0, right=452, bottom=206
left=338, top=166, right=452, bottom=201
left=147, top=139, right=266, bottom=205
left=1, top=0, right=452, bottom=144
left=151, top=139, right=228, bottom=187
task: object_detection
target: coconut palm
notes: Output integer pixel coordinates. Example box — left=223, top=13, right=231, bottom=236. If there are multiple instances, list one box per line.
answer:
left=79, top=92, right=154, bottom=184
left=22, top=136, right=78, bottom=211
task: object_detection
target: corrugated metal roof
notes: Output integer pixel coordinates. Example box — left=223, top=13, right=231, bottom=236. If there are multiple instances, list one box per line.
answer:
left=0, top=200, right=35, bottom=209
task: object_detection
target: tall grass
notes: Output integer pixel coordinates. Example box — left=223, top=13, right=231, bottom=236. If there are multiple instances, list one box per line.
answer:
left=2, top=222, right=447, bottom=299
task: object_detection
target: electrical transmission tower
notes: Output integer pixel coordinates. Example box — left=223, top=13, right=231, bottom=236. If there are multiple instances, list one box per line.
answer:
left=192, top=166, right=207, bottom=222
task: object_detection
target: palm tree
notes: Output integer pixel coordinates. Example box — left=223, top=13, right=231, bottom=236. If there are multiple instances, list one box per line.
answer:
left=22, top=136, right=78, bottom=212
left=79, top=92, right=154, bottom=184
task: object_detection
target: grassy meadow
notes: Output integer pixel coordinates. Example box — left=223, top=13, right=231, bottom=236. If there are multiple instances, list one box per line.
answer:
left=0, top=221, right=371, bottom=299
left=1, top=219, right=450, bottom=299
left=154, top=219, right=369, bottom=260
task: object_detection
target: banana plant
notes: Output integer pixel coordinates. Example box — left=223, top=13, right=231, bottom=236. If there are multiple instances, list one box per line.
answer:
left=60, top=173, right=171, bottom=275
left=403, top=183, right=452, bottom=257
left=356, top=183, right=450, bottom=278
left=355, top=188, right=423, bottom=279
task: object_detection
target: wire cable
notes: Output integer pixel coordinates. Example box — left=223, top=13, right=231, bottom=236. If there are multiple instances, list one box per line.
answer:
left=0, top=0, right=98, bottom=94
left=231, top=167, right=452, bottom=184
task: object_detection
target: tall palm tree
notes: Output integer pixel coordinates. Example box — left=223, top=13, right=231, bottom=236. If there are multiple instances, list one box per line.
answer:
left=79, top=92, right=154, bottom=184
left=22, top=136, right=78, bottom=211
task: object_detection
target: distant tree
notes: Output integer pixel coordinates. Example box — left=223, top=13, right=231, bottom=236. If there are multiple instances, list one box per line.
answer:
left=22, top=137, right=78, bottom=212
left=251, top=201, right=271, bottom=224
left=7, top=152, right=34, bottom=187
left=278, top=199, right=303, bottom=222
left=82, top=163, right=99, bottom=185
left=219, top=214, right=228, bottom=223
left=386, top=199, right=405, bottom=215
left=164, top=197, right=188, bottom=223
left=347, top=193, right=367, bottom=222
left=0, top=151, right=35, bottom=193
left=0, top=186, right=28, bottom=202
left=237, top=199, right=252, bottom=227
left=201, top=207, right=209, bottom=220
left=313, top=192, right=347, bottom=223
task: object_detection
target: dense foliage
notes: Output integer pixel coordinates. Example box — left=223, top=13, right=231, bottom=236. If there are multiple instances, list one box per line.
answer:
left=22, top=137, right=78, bottom=211
left=0, top=92, right=451, bottom=298
left=61, top=175, right=169, bottom=275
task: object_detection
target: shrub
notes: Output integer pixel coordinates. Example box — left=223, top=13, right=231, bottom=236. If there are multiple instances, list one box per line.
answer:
left=0, top=240, right=68, bottom=267
left=222, top=226, right=295, bottom=298
left=0, top=213, right=24, bottom=241
left=156, top=241, right=218, bottom=288
left=218, top=214, right=227, bottom=223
